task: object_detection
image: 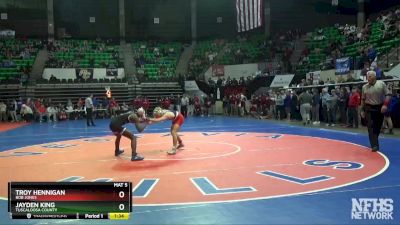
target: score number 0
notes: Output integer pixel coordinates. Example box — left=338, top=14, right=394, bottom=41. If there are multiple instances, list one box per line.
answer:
left=119, top=191, right=125, bottom=211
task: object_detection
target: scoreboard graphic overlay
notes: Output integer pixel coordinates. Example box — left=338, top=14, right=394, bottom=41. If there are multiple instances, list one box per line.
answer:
left=8, top=182, right=131, bottom=220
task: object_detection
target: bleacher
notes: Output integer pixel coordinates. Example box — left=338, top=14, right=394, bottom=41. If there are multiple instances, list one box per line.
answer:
left=46, top=39, right=121, bottom=68
left=133, top=41, right=182, bottom=81
left=189, top=39, right=224, bottom=76
left=0, top=39, right=42, bottom=82
left=218, top=35, right=265, bottom=65
left=0, top=84, right=20, bottom=102
left=298, top=12, right=400, bottom=75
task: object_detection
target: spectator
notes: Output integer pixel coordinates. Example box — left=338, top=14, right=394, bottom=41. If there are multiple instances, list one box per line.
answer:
left=65, top=104, right=74, bottom=120
left=275, top=91, right=285, bottom=120
left=347, top=87, right=361, bottom=128
left=204, top=95, right=212, bottom=117
left=181, top=94, right=189, bottom=118
left=311, top=88, right=321, bottom=125
left=291, top=91, right=299, bottom=121
left=269, top=92, right=276, bottom=119
left=8, top=100, right=18, bottom=122
left=338, top=87, right=349, bottom=125
left=284, top=91, right=292, bottom=121
left=382, top=90, right=397, bottom=135
left=321, top=88, right=330, bottom=124
left=372, top=63, right=384, bottom=80
left=67, top=99, right=73, bottom=108
left=121, top=102, right=129, bottom=112
left=47, top=105, right=57, bottom=122
left=298, top=90, right=312, bottom=125
left=176, top=94, right=182, bottom=113
left=49, top=74, right=57, bottom=83
left=326, top=89, right=338, bottom=126
left=0, top=102, right=7, bottom=122
left=21, top=104, right=33, bottom=122
left=37, top=103, right=47, bottom=123
left=142, top=96, right=150, bottom=113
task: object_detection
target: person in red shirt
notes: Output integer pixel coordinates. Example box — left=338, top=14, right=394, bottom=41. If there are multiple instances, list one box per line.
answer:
left=34, top=99, right=41, bottom=110
left=162, top=97, right=171, bottom=110
left=133, top=96, right=141, bottom=110
left=194, top=95, right=201, bottom=116
left=142, top=96, right=150, bottom=112
left=347, top=87, right=361, bottom=128
left=260, top=94, right=268, bottom=113
left=109, top=98, right=118, bottom=117
left=204, top=95, right=212, bottom=116
left=138, top=96, right=144, bottom=109
left=38, top=103, right=47, bottom=123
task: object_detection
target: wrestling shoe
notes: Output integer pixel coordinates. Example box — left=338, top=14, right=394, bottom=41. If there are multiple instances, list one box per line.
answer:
left=115, top=149, right=124, bottom=156
left=167, top=147, right=177, bottom=155
left=131, top=154, right=144, bottom=161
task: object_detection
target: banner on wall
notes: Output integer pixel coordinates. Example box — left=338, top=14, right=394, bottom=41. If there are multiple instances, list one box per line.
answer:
left=76, top=69, right=93, bottom=81
left=106, top=68, right=118, bottom=77
left=306, top=70, right=321, bottom=85
left=43, top=68, right=125, bottom=80
left=269, top=74, right=294, bottom=87
left=212, top=65, right=225, bottom=77
left=335, top=57, right=351, bottom=75
left=0, top=29, right=15, bottom=38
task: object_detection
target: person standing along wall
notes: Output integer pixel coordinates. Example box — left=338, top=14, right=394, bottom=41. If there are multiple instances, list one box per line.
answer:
left=298, top=90, right=312, bottom=125
left=326, top=89, right=338, bottom=126
left=0, top=102, right=7, bottom=122
left=181, top=95, right=189, bottom=118
left=311, top=88, right=320, bottom=125
left=347, top=87, right=361, bottom=128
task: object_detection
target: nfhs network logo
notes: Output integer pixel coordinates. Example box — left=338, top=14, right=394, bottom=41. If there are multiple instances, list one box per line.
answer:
left=351, top=198, right=394, bottom=220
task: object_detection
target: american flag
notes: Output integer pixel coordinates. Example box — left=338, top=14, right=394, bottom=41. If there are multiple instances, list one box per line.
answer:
left=236, top=0, right=263, bottom=32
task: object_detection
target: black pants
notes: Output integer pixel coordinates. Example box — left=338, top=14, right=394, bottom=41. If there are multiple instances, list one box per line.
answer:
left=24, top=114, right=33, bottom=122
left=327, top=106, right=337, bottom=124
left=181, top=105, right=188, bottom=118
left=276, top=105, right=284, bottom=119
left=86, top=108, right=95, bottom=126
left=365, top=104, right=384, bottom=149
left=322, top=105, right=328, bottom=123
left=339, top=105, right=347, bottom=124
left=347, top=106, right=358, bottom=128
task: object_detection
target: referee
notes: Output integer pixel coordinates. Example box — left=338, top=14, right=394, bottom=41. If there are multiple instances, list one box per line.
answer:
left=361, top=71, right=391, bottom=152
left=85, top=94, right=96, bottom=127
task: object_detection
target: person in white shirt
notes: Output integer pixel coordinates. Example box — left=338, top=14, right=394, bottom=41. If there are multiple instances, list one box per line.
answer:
left=181, top=95, right=189, bottom=118
left=0, top=102, right=7, bottom=122
left=65, top=105, right=74, bottom=119
left=121, top=102, right=129, bottom=112
left=21, top=104, right=33, bottom=122
left=47, top=105, right=57, bottom=122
